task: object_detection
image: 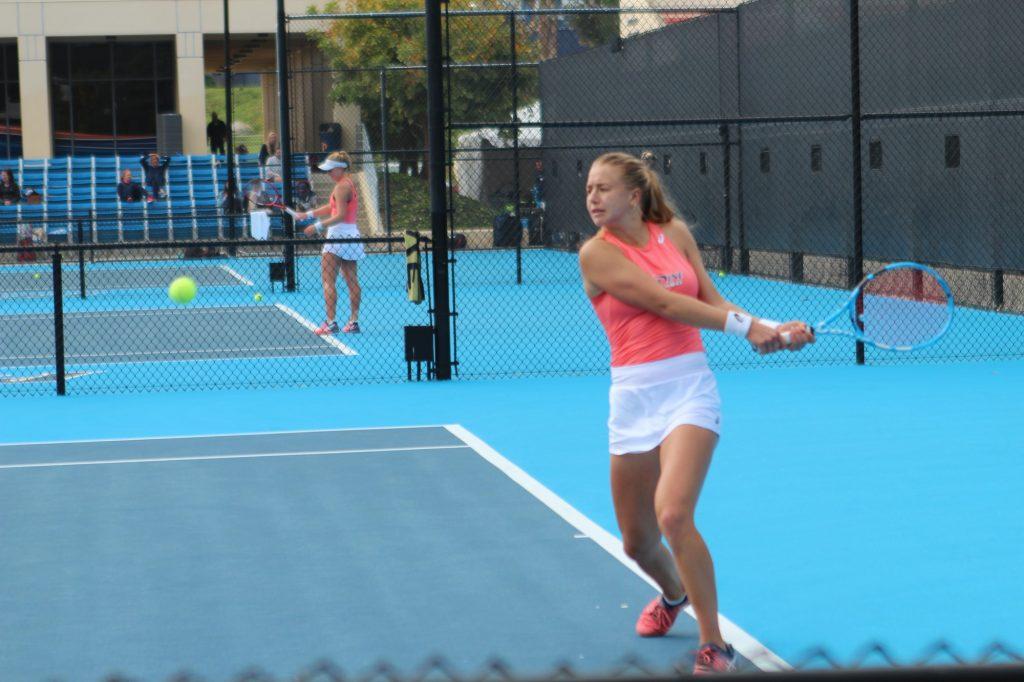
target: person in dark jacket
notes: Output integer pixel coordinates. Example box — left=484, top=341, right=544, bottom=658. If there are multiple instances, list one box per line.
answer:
left=0, top=169, right=20, bottom=205
left=207, top=112, right=228, bottom=155
left=117, top=169, right=144, bottom=203
left=140, top=152, right=170, bottom=200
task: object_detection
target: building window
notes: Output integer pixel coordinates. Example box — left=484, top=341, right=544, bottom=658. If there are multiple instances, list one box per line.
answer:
left=0, top=43, right=21, bottom=159
left=48, top=39, right=176, bottom=156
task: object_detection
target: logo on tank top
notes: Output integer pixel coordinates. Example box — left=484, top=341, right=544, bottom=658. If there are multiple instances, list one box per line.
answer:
left=655, top=272, right=684, bottom=288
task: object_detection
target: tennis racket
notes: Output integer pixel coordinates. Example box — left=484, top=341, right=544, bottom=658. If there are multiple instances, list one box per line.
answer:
left=782, top=261, right=954, bottom=351
left=246, top=179, right=301, bottom=219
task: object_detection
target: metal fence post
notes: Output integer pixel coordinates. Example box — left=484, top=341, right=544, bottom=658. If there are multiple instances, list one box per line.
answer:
left=426, top=0, right=452, bottom=379
left=52, top=249, right=66, bottom=396
left=849, top=0, right=865, bottom=365
left=277, top=0, right=297, bottom=291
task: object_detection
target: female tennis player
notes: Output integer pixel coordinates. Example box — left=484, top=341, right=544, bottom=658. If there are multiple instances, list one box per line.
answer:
left=298, top=151, right=364, bottom=335
left=578, top=152, right=813, bottom=674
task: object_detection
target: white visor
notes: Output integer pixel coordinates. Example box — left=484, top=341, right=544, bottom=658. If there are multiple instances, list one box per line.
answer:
left=318, top=159, right=349, bottom=171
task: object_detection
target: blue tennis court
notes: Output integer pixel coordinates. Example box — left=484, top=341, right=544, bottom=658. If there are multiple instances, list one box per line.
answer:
left=0, top=425, right=776, bottom=681
left=2, top=358, right=1022, bottom=678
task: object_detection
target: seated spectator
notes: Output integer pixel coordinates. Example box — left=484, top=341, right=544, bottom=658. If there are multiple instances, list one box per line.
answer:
left=23, top=188, right=41, bottom=205
left=117, top=169, right=145, bottom=203
left=263, top=149, right=283, bottom=182
left=219, top=181, right=244, bottom=214
left=293, top=178, right=316, bottom=209
left=0, top=169, right=20, bottom=205
left=258, top=131, right=278, bottom=169
left=235, top=144, right=249, bottom=155
left=139, top=152, right=170, bottom=200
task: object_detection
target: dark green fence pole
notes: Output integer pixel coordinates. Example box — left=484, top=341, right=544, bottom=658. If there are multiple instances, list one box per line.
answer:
left=77, top=220, right=86, bottom=299
left=849, top=0, right=865, bottom=365
left=379, top=67, right=393, bottom=253
left=52, top=249, right=66, bottom=396
left=276, top=0, right=296, bottom=291
left=510, top=11, right=523, bottom=285
left=426, top=0, right=452, bottom=379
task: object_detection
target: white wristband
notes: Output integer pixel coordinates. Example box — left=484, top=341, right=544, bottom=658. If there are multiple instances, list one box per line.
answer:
left=314, top=220, right=325, bottom=235
left=723, top=311, right=753, bottom=338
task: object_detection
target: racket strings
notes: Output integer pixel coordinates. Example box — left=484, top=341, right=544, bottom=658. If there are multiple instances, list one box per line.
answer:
left=857, top=267, right=952, bottom=348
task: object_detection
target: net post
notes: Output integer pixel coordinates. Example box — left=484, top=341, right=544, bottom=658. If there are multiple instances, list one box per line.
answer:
left=426, top=0, right=452, bottom=379
left=52, top=248, right=66, bottom=396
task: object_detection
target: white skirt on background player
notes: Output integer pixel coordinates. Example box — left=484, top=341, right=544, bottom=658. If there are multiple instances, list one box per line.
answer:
left=608, top=352, right=721, bottom=455
left=323, top=222, right=365, bottom=261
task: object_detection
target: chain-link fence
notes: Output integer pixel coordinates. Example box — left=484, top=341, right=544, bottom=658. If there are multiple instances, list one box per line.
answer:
left=0, top=230, right=433, bottom=396
left=279, top=0, right=1024, bottom=383
left=56, top=643, right=1024, bottom=682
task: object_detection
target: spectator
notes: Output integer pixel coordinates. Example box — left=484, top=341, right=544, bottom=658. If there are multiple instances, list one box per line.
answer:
left=263, top=149, right=283, bottom=183
left=0, top=169, right=20, bottom=205
left=258, top=131, right=278, bottom=169
left=530, top=159, right=544, bottom=209
left=139, top=152, right=170, bottom=201
left=116, top=169, right=144, bottom=203
left=235, top=144, right=249, bottom=155
left=207, top=112, right=228, bottom=155
left=219, top=181, right=244, bottom=214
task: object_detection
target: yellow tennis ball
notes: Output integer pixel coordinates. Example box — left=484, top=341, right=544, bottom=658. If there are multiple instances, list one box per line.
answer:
left=33, top=273, right=41, bottom=280
left=254, top=292, right=263, bottom=302
left=718, top=270, right=727, bottom=277
left=168, top=276, right=197, bottom=305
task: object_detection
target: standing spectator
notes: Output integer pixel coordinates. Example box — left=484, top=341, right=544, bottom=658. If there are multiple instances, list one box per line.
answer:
left=116, top=169, right=144, bottom=203
left=259, top=131, right=279, bottom=169
left=0, top=169, right=20, bottom=205
left=207, top=112, right=228, bottom=155
left=139, top=152, right=170, bottom=201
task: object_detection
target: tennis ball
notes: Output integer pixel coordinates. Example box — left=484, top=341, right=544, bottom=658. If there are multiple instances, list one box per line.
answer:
left=168, top=276, right=197, bottom=305
left=33, top=273, right=41, bottom=280
left=254, top=292, right=263, bottom=302
left=718, top=270, right=727, bottom=277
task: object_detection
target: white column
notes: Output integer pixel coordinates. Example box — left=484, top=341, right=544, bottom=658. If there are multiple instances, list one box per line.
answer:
left=176, top=1, right=206, bottom=154
left=16, top=3, right=51, bottom=159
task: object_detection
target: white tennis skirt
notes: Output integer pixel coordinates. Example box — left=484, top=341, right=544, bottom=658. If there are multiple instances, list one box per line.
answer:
left=323, top=222, right=366, bottom=261
left=608, top=352, right=721, bottom=455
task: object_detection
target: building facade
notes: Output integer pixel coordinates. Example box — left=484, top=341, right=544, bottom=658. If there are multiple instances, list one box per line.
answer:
left=0, top=0, right=314, bottom=159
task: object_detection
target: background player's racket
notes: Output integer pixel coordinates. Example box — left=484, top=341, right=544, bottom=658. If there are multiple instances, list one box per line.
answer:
left=782, top=261, right=954, bottom=351
left=246, top=179, right=301, bottom=219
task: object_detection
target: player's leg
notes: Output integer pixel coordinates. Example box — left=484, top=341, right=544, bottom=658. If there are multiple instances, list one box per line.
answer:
left=316, top=252, right=341, bottom=334
left=611, top=450, right=689, bottom=636
left=339, top=258, right=361, bottom=331
left=654, top=425, right=727, bottom=649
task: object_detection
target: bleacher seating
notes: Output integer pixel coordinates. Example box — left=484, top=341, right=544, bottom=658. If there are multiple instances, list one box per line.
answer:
left=0, top=153, right=310, bottom=244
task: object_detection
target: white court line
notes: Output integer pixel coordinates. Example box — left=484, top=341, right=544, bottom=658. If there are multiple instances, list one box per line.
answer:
left=219, top=265, right=254, bottom=286
left=0, top=444, right=472, bottom=470
left=2, top=307, right=263, bottom=321
left=275, top=303, right=358, bottom=356
left=0, top=424, right=453, bottom=448
left=444, top=423, right=791, bottom=673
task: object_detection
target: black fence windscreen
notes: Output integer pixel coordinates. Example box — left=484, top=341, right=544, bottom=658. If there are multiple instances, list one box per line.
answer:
left=275, top=0, right=1024, bottom=385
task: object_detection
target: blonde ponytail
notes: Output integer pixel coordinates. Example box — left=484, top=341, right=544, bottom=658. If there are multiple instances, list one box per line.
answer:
left=593, top=151, right=676, bottom=224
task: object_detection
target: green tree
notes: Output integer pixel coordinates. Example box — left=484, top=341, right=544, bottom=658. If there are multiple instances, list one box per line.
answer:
left=309, top=0, right=539, bottom=176
left=567, top=0, right=620, bottom=49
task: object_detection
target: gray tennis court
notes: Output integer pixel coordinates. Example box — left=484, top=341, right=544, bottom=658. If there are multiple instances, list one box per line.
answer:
left=0, top=425, right=769, bottom=680
left=0, top=304, right=356, bottom=367
left=0, top=263, right=251, bottom=296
